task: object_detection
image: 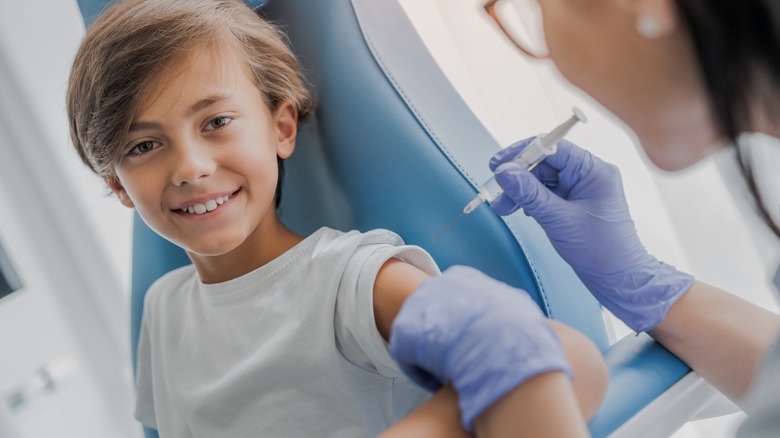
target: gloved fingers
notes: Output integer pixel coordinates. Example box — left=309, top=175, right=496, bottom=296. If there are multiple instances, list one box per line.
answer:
left=389, top=306, right=447, bottom=390
left=489, top=137, right=537, bottom=172
left=458, top=322, right=573, bottom=431
left=536, top=139, right=592, bottom=172
left=535, top=141, right=626, bottom=201
left=531, top=161, right=560, bottom=182
left=493, top=162, right=565, bottom=219
left=490, top=139, right=591, bottom=201
left=389, top=267, right=483, bottom=388
left=489, top=193, right=523, bottom=216
left=530, top=161, right=563, bottom=195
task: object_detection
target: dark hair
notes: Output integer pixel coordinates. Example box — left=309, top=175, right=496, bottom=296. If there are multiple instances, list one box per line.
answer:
left=67, top=0, right=313, bottom=209
left=675, top=0, right=780, bottom=238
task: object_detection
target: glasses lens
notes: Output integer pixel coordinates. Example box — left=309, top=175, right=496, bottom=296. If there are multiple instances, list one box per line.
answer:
left=493, top=0, right=547, bottom=57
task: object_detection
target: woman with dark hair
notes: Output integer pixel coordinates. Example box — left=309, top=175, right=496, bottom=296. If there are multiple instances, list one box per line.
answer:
left=389, top=0, right=780, bottom=436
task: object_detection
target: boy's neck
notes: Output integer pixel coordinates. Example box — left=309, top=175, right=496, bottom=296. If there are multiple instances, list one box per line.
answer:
left=188, top=214, right=304, bottom=284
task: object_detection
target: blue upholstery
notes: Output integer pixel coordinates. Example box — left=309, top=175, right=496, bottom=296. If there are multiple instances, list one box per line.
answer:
left=78, top=1, right=691, bottom=437
left=76, top=0, right=107, bottom=27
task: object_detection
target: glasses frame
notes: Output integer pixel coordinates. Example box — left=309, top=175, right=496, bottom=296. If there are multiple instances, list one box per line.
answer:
left=483, top=0, right=550, bottom=60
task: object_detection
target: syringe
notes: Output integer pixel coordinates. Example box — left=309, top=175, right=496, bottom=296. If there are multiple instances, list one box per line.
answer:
left=432, top=107, right=588, bottom=242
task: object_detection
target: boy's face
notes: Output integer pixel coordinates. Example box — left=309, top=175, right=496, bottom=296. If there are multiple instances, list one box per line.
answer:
left=107, top=47, right=297, bottom=257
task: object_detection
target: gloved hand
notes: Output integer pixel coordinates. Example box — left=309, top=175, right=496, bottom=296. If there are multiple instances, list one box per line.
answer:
left=489, top=138, right=695, bottom=333
left=389, top=265, right=571, bottom=431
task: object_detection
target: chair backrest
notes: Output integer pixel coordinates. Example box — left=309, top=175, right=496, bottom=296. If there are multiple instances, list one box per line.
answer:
left=267, top=0, right=609, bottom=339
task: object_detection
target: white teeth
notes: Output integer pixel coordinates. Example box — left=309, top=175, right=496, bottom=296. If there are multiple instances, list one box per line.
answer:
left=181, top=194, right=231, bottom=215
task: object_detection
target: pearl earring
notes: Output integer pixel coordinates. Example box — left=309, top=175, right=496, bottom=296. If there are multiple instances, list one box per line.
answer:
left=636, top=15, right=662, bottom=39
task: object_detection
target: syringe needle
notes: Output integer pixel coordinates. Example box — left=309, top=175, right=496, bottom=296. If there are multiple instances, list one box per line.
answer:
left=431, top=210, right=465, bottom=243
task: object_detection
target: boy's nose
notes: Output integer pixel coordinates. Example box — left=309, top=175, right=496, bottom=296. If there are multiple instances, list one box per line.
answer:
left=170, top=141, right=217, bottom=186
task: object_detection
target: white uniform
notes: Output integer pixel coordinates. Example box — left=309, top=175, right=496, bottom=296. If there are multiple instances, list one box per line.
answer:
left=134, top=227, right=438, bottom=437
left=737, top=267, right=780, bottom=437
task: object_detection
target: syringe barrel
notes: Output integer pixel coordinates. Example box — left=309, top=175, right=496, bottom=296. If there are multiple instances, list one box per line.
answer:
left=510, top=134, right=554, bottom=171
left=475, top=135, right=554, bottom=205
left=477, top=176, right=503, bottom=203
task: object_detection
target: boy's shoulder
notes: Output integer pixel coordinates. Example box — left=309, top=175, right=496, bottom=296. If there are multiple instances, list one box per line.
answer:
left=313, top=227, right=406, bottom=255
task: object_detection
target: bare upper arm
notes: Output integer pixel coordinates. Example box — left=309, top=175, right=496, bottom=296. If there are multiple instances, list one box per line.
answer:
left=373, top=258, right=432, bottom=342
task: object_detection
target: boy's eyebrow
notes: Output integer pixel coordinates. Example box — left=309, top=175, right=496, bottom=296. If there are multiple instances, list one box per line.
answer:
left=129, top=94, right=233, bottom=133
left=185, top=94, right=233, bottom=117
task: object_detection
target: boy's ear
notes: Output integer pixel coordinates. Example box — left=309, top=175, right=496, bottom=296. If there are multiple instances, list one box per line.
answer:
left=274, top=101, right=298, bottom=160
left=105, top=176, right=136, bottom=209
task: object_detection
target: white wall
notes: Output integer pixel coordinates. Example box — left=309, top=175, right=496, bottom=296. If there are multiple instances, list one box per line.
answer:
left=0, top=0, right=137, bottom=436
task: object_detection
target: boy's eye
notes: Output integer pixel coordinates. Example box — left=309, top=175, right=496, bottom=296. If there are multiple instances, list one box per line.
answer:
left=128, top=140, right=160, bottom=157
left=204, top=116, right=233, bottom=132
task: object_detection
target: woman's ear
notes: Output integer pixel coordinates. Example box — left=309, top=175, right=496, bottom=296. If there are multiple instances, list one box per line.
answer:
left=104, top=176, right=135, bottom=208
left=274, top=101, right=298, bottom=159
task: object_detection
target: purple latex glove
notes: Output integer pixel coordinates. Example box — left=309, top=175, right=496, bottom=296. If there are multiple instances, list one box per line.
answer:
left=489, top=138, right=695, bottom=333
left=389, top=265, right=571, bottom=431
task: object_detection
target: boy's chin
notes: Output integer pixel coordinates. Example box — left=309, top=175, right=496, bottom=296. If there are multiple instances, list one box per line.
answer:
left=171, top=232, right=244, bottom=257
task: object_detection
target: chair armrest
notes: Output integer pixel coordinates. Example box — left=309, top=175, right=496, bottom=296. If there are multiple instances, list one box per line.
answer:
left=589, top=333, right=691, bottom=437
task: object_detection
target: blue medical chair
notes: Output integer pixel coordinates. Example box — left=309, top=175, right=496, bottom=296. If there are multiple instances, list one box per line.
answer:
left=77, top=0, right=713, bottom=436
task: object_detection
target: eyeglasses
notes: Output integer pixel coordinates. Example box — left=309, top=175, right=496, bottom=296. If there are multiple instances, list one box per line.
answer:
left=483, top=0, right=549, bottom=60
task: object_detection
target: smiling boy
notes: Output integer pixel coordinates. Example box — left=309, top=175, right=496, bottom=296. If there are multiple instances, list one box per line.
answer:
left=66, top=0, right=607, bottom=436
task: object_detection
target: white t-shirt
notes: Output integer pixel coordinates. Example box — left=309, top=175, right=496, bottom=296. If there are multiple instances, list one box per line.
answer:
left=134, top=227, right=438, bottom=437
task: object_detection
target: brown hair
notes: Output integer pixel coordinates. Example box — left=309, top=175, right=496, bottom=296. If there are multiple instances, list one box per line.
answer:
left=676, top=0, right=780, bottom=238
left=67, top=0, right=313, bottom=205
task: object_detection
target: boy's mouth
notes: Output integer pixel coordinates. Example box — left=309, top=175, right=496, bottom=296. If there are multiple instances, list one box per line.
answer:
left=176, top=189, right=240, bottom=215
